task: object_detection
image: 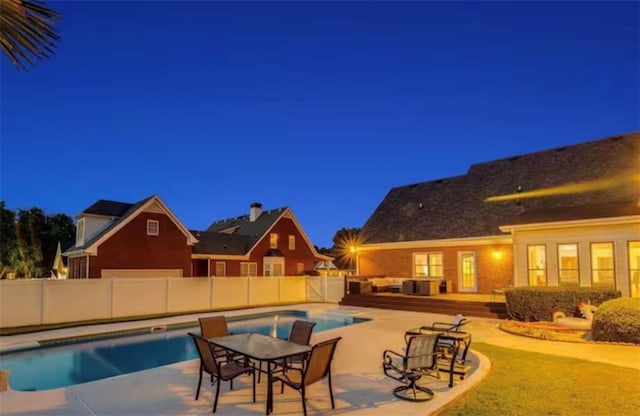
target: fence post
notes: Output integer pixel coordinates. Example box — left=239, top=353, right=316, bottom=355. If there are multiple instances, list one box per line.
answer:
left=247, top=277, right=251, bottom=306
left=165, top=277, right=170, bottom=313
left=278, top=276, right=282, bottom=302
left=209, top=276, right=214, bottom=309
left=40, top=279, right=46, bottom=325
left=109, top=278, right=114, bottom=319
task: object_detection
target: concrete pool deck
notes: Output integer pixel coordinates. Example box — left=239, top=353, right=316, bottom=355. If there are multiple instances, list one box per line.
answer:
left=0, top=303, right=638, bottom=415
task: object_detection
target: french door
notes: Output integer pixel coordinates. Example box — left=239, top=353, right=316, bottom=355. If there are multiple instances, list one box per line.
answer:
left=458, top=251, right=477, bottom=292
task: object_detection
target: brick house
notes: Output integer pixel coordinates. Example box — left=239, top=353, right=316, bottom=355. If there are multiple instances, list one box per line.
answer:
left=191, top=203, right=332, bottom=277
left=64, top=196, right=197, bottom=278
left=64, top=198, right=330, bottom=278
left=357, top=132, right=640, bottom=296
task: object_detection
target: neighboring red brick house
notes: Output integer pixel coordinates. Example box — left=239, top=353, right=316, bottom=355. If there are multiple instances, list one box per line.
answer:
left=358, top=132, right=640, bottom=296
left=64, top=196, right=197, bottom=278
left=191, top=203, right=332, bottom=277
left=64, top=198, right=331, bottom=278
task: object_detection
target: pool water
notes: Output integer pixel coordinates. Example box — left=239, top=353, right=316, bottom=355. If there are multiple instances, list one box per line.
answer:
left=0, top=310, right=369, bottom=391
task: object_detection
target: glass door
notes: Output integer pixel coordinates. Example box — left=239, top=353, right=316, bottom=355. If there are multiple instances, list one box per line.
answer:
left=458, top=251, right=477, bottom=292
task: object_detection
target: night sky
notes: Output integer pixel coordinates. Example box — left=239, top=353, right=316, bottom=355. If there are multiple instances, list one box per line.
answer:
left=1, top=1, right=638, bottom=247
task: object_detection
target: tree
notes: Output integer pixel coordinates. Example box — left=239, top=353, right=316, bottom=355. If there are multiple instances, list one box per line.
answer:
left=331, top=227, right=361, bottom=270
left=0, top=201, right=17, bottom=278
left=0, top=0, right=61, bottom=70
left=0, top=203, right=75, bottom=278
left=14, top=208, right=46, bottom=277
left=42, top=213, right=74, bottom=274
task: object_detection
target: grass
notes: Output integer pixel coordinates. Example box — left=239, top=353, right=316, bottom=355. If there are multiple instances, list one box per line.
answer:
left=437, top=342, right=640, bottom=416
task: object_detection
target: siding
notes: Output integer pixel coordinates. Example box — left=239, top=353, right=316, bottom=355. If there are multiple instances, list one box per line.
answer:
left=88, top=212, right=192, bottom=278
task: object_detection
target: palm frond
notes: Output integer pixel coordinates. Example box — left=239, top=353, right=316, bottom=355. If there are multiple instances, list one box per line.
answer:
left=0, top=0, right=61, bottom=70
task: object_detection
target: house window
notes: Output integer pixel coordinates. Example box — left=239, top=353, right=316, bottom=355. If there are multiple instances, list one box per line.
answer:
left=76, top=218, right=85, bottom=245
left=629, top=241, right=640, bottom=298
left=413, top=253, right=443, bottom=277
left=297, top=262, right=304, bottom=274
left=527, top=245, right=547, bottom=286
left=591, top=242, right=614, bottom=289
left=215, top=262, right=226, bottom=277
left=558, top=244, right=579, bottom=286
left=289, top=235, right=296, bottom=250
left=147, top=220, right=159, bottom=236
left=263, top=257, right=284, bottom=276
left=270, top=233, right=278, bottom=249
left=428, top=253, right=443, bottom=277
left=240, top=262, right=257, bottom=277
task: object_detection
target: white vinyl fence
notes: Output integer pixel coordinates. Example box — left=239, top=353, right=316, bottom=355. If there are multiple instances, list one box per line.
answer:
left=0, top=276, right=345, bottom=328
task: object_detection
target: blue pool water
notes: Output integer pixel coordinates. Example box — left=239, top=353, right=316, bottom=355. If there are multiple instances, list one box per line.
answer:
left=0, top=310, right=370, bottom=391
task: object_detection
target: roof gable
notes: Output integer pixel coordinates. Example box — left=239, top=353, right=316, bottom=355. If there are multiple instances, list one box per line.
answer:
left=65, top=195, right=197, bottom=255
left=206, top=207, right=287, bottom=248
left=362, top=132, right=640, bottom=244
left=198, top=206, right=331, bottom=260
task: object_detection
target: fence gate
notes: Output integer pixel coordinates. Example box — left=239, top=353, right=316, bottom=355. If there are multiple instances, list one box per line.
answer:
left=306, top=276, right=324, bottom=301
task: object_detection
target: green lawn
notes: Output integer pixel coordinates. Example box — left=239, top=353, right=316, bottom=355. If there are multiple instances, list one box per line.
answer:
left=437, top=342, right=640, bottom=416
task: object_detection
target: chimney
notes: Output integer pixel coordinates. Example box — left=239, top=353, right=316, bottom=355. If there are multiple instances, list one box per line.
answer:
left=249, top=202, right=263, bottom=222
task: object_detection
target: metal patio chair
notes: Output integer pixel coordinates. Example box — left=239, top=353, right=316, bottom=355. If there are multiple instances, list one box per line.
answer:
left=272, top=337, right=342, bottom=416
left=188, top=332, right=255, bottom=413
left=383, top=332, right=441, bottom=401
left=258, top=319, right=317, bottom=382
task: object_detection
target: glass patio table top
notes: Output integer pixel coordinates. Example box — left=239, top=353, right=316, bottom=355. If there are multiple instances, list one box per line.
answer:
left=208, top=333, right=311, bottom=361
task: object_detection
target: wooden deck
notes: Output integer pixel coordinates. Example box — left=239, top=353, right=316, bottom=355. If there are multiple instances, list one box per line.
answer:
left=340, top=292, right=508, bottom=319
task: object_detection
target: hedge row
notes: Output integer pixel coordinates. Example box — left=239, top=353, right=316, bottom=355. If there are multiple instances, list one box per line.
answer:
left=504, top=287, right=621, bottom=322
left=591, top=297, right=640, bottom=344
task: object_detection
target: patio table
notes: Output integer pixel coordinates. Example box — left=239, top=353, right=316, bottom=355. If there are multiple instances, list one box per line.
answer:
left=208, top=333, right=311, bottom=415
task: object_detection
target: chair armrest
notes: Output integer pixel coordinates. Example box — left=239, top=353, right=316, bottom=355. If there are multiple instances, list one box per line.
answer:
left=383, top=349, right=404, bottom=359
left=421, top=322, right=455, bottom=331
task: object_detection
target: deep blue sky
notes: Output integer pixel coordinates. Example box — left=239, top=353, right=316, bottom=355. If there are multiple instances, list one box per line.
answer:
left=1, top=1, right=638, bottom=247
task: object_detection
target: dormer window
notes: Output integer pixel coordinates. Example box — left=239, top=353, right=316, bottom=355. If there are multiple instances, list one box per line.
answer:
left=147, top=220, right=159, bottom=236
left=76, top=218, right=85, bottom=246
left=270, top=233, right=278, bottom=249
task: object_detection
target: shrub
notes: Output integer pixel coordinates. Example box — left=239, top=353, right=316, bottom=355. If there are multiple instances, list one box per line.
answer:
left=591, top=298, right=640, bottom=344
left=505, top=287, right=620, bottom=322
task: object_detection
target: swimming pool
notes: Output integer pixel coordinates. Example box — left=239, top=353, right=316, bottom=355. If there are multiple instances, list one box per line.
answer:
left=0, top=310, right=370, bottom=391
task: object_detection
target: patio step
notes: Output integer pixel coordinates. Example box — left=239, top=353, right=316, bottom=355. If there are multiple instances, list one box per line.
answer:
left=339, top=293, right=508, bottom=319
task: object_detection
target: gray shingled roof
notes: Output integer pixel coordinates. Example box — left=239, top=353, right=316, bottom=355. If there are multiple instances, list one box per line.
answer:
left=361, top=132, right=640, bottom=244
left=202, top=207, right=287, bottom=252
left=64, top=196, right=154, bottom=253
left=503, top=200, right=640, bottom=226
left=190, top=231, right=251, bottom=255
left=81, top=199, right=135, bottom=217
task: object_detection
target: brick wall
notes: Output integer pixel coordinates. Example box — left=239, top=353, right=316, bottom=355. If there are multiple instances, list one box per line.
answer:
left=358, top=243, right=513, bottom=293
left=88, top=212, right=192, bottom=278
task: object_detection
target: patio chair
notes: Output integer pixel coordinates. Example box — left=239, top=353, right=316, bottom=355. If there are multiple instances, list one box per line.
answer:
left=491, top=279, right=512, bottom=301
left=383, top=332, right=441, bottom=401
left=199, top=315, right=239, bottom=370
left=258, top=319, right=317, bottom=382
left=272, top=337, right=342, bottom=416
left=188, top=333, right=256, bottom=413
left=199, top=316, right=229, bottom=338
